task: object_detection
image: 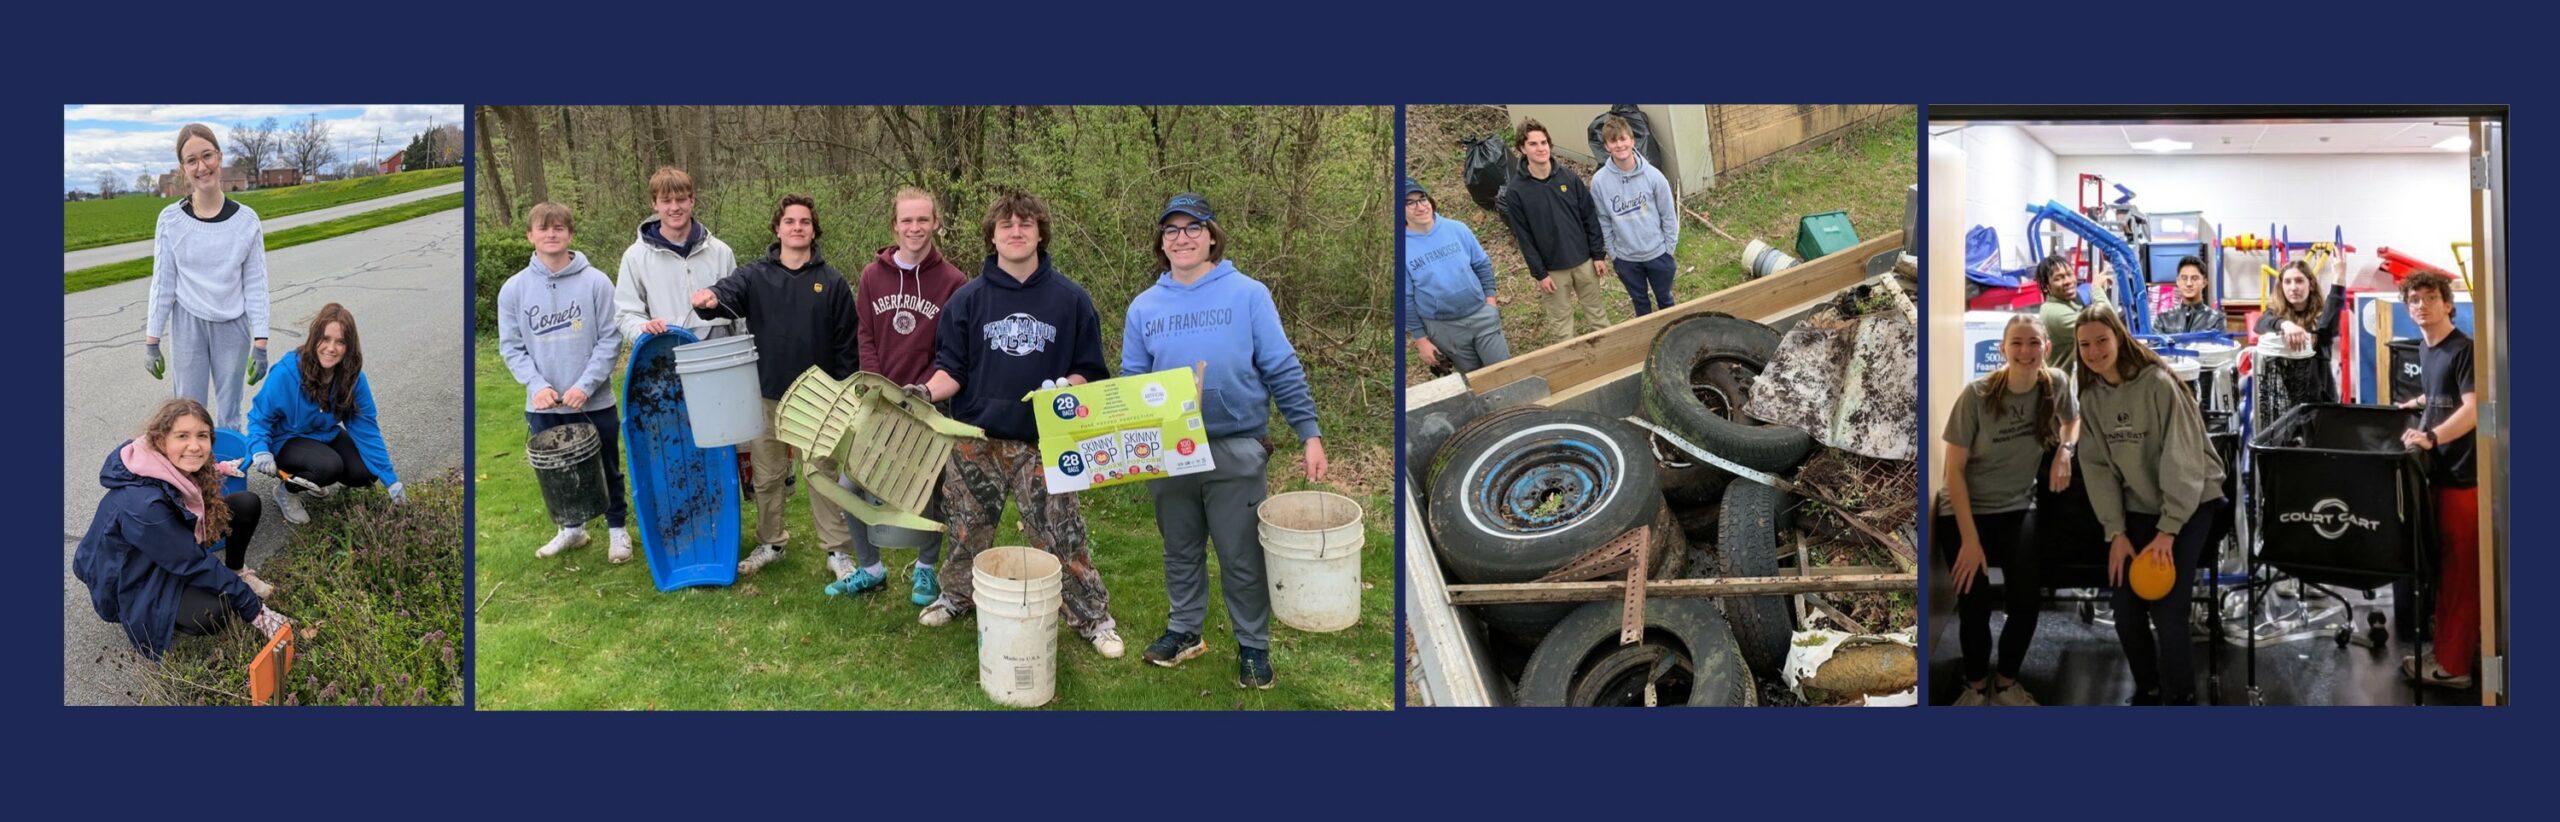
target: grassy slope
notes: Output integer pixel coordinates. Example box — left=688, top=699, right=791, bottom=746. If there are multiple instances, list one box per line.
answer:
left=1403, top=107, right=1917, bottom=383
left=471, top=348, right=1395, bottom=711
left=64, top=193, right=464, bottom=294
left=63, top=167, right=465, bottom=252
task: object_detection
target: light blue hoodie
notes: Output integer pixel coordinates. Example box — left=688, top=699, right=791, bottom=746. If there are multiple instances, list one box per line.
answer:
left=1591, top=154, right=1679, bottom=262
left=1402, top=215, right=1497, bottom=336
left=1121, top=260, right=1321, bottom=441
left=497, top=250, right=621, bottom=413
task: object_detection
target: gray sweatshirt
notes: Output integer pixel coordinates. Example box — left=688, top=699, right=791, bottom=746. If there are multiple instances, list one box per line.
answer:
left=146, top=198, right=271, bottom=340
left=497, top=250, right=621, bottom=413
left=1590, top=155, right=1679, bottom=263
left=2078, top=363, right=2224, bottom=539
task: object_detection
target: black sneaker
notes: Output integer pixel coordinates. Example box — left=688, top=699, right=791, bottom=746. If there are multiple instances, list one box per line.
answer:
left=1237, top=646, right=1274, bottom=690
left=1143, top=630, right=1206, bottom=668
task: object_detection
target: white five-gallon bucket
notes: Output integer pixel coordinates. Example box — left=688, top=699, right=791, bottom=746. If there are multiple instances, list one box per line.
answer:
left=975, top=546, right=1063, bottom=707
left=671, top=334, right=765, bottom=448
left=1258, top=491, right=1364, bottom=633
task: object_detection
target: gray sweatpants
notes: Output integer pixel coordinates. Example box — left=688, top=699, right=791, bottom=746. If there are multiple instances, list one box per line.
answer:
left=1147, top=437, right=1274, bottom=649
left=1419, top=302, right=1512, bottom=373
left=841, top=474, right=943, bottom=568
left=167, top=311, right=253, bottom=432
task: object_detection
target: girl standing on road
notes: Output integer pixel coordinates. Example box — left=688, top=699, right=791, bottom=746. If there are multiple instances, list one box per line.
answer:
left=245, top=303, right=404, bottom=526
left=74, top=398, right=292, bottom=659
left=1937, top=314, right=2076, bottom=705
left=1120, top=193, right=1327, bottom=690
left=144, top=123, right=271, bottom=432
left=2074, top=304, right=2225, bottom=706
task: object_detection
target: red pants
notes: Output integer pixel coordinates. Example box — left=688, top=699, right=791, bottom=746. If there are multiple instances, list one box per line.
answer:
left=2432, top=486, right=2481, bottom=676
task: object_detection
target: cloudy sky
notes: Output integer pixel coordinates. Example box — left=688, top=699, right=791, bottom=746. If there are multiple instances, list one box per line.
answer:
left=63, top=104, right=464, bottom=194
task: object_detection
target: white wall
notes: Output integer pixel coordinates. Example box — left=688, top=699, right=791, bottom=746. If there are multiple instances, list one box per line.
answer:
left=1953, top=124, right=2059, bottom=270
left=2052, top=153, right=2472, bottom=288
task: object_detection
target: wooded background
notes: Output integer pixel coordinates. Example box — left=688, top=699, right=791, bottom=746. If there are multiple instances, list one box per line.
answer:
left=474, top=105, right=1396, bottom=446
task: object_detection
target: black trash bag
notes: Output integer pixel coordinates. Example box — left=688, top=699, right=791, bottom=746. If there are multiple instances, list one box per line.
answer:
left=1462, top=132, right=1510, bottom=211
left=1587, top=104, right=1667, bottom=171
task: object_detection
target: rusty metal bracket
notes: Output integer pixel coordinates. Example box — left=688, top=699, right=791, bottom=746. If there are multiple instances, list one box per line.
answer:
left=1533, top=524, right=1653, bottom=646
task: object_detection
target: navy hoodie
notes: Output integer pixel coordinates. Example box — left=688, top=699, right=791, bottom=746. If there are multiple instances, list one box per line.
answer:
left=699, top=241, right=862, bottom=399
left=935, top=253, right=1111, bottom=441
left=72, top=445, right=263, bottom=659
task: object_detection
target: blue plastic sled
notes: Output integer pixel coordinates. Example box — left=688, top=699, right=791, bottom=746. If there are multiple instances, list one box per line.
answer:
left=622, top=328, right=742, bottom=591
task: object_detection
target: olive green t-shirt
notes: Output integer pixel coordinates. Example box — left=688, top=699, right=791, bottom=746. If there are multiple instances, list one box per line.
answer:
left=1939, top=367, right=2077, bottom=516
left=2040, top=299, right=2080, bottom=370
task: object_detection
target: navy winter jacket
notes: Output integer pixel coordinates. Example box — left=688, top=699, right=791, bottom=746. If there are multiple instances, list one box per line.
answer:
left=71, top=445, right=263, bottom=659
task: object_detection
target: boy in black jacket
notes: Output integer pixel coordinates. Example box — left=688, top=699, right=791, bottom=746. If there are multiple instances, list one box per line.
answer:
left=1495, top=118, right=1611, bottom=342
left=690, top=194, right=863, bottom=581
left=909, top=190, right=1123, bottom=658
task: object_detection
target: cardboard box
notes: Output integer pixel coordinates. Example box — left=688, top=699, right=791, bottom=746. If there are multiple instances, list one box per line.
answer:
left=1029, top=368, right=1216, bottom=493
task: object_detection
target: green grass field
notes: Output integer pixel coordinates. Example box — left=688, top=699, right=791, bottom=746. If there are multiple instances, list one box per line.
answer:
left=471, top=348, right=1395, bottom=711
left=141, top=472, right=466, bottom=706
left=64, top=192, right=464, bottom=294
left=64, top=167, right=463, bottom=252
left=1404, top=107, right=1916, bottom=382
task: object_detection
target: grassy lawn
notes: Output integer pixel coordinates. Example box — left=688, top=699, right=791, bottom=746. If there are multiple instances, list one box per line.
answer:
left=140, top=472, right=466, bottom=706
left=64, top=193, right=464, bottom=294
left=64, top=167, right=464, bottom=252
left=1403, top=107, right=1916, bottom=383
left=471, top=348, right=1395, bottom=711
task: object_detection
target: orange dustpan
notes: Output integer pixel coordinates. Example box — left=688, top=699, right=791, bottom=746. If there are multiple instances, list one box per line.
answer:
left=249, top=627, right=296, bottom=706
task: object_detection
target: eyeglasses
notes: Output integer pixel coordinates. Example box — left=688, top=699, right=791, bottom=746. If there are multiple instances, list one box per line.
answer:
left=1404, top=196, right=1430, bottom=207
left=1161, top=223, right=1209, bottom=239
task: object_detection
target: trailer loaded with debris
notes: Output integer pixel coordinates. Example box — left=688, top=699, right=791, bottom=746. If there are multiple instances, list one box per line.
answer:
left=1405, top=230, right=1921, bottom=707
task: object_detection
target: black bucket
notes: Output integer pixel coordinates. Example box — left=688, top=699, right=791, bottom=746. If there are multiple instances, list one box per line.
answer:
left=527, top=422, right=609, bottom=528
left=2250, top=404, right=2429, bottom=589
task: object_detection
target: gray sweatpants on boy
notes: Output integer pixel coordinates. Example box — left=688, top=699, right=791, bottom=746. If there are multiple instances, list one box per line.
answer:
left=167, top=311, right=253, bottom=431
left=1147, top=437, right=1274, bottom=650
left=1419, top=302, right=1512, bottom=373
left=841, top=474, right=943, bottom=567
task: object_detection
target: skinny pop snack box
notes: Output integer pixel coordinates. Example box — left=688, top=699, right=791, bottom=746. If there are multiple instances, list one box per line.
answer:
left=1028, top=367, right=1215, bottom=493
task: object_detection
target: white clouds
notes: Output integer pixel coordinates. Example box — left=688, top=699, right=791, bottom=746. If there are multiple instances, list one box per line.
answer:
left=62, top=104, right=465, bottom=193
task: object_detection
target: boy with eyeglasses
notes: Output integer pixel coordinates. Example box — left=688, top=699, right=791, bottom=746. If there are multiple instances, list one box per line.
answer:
left=1402, top=178, right=1509, bottom=372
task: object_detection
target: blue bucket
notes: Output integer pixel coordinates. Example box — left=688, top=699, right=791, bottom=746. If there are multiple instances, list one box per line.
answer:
left=208, top=428, right=249, bottom=556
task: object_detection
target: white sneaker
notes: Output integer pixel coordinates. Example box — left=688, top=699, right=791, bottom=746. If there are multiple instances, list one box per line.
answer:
left=738, top=544, right=787, bottom=575
left=826, top=551, right=858, bottom=581
left=608, top=528, right=634, bottom=564
left=536, top=526, right=589, bottom=558
left=918, top=597, right=963, bottom=627
left=272, top=482, right=309, bottom=525
left=1088, top=627, right=1126, bottom=659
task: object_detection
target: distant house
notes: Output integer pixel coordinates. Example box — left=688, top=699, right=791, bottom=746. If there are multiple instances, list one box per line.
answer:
left=260, top=167, right=301, bottom=188
left=378, top=153, right=405, bottom=176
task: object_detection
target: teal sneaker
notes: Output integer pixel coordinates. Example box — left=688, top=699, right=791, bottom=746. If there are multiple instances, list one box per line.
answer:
left=909, top=563, right=941, bottom=606
left=825, top=566, right=889, bottom=597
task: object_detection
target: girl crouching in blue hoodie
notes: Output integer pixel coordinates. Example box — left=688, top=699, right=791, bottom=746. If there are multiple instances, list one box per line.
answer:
left=75, top=398, right=293, bottom=660
left=1121, top=194, right=1326, bottom=690
left=246, top=303, right=404, bottom=527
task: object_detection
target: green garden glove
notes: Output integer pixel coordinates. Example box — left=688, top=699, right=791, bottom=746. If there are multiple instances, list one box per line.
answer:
left=145, top=342, right=164, bottom=380
left=247, top=346, right=269, bottom=385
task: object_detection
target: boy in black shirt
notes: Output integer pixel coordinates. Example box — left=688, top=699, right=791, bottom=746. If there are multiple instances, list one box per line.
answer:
left=2395, top=270, right=2479, bottom=689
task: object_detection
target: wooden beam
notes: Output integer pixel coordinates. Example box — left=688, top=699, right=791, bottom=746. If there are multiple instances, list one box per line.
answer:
left=1464, top=231, right=1903, bottom=396
left=1446, top=573, right=1915, bottom=605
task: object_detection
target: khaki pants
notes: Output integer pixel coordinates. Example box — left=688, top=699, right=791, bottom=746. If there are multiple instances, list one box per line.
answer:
left=1538, top=260, right=1609, bottom=340
left=751, top=398, right=853, bottom=555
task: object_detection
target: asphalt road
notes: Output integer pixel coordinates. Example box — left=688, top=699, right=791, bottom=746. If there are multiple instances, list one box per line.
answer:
left=63, top=181, right=466, bottom=273
left=61, top=209, right=465, bottom=705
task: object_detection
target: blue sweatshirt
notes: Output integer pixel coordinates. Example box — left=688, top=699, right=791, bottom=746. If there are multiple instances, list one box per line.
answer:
left=244, top=350, right=400, bottom=487
left=1402, top=216, right=1499, bottom=335
left=935, top=253, right=1111, bottom=442
left=497, top=250, right=622, bottom=413
left=1123, top=260, right=1322, bottom=441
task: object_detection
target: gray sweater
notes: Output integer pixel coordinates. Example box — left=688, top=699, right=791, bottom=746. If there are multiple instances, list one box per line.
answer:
left=497, top=251, right=621, bottom=413
left=1590, top=155, right=1679, bottom=262
left=2078, top=363, right=2224, bottom=539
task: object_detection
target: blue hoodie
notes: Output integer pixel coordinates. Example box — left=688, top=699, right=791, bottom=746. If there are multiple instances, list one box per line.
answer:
left=72, top=445, right=264, bottom=659
left=1122, top=260, right=1321, bottom=441
left=244, top=349, right=400, bottom=487
left=1402, top=216, right=1498, bottom=336
left=936, top=253, right=1111, bottom=442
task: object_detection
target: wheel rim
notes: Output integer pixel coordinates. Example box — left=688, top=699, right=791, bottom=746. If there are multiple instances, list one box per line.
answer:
left=1569, top=640, right=1696, bottom=707
left=1463, top=425, right=1623, bottom=536
left=1687, top=352, right=1766, bottom=423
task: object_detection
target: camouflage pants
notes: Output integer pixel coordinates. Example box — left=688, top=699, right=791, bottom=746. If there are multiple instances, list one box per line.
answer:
left=936, top=439, right=1115, bottom=635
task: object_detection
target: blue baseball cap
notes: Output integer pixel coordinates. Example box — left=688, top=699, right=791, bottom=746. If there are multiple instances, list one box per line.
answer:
left=1402, top=178, right=1430, bottom=200
left=1159, top=193, right=1215, bottom=224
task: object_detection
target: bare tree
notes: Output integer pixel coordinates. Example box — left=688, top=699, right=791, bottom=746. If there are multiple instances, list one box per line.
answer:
left=289, top=115, right=337, bottom=180
left=229, top=117, right=279, bottom=188
left=435, top=123, right=464, bottom=167
left=135, top=173, right=155, bottom=195
left=475, top=106, right=513, bottom=226
left=95, top=171, right=121, bottom=199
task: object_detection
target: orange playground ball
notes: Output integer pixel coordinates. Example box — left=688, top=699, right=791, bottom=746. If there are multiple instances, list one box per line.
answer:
left=2130, top=553, right=2175, bottom=601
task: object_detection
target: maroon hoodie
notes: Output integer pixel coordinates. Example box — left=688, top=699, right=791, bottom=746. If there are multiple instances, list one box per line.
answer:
left=857, top=243, right=970, bottom=386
